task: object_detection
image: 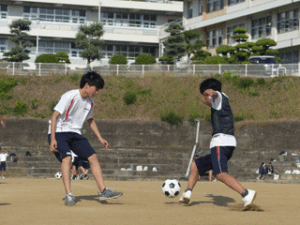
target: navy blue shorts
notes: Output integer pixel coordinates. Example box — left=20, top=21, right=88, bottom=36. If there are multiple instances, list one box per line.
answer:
left=195, top=146, right=235, bottom=176
left=72, top=158, right=90, bottom=170
left=0, top=162, right=6, bottom=171
left=48, top=132, right=96, bottom=162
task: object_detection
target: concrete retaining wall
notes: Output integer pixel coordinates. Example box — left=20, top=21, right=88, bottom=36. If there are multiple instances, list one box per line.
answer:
left=1, top=119, right=300, bottom=181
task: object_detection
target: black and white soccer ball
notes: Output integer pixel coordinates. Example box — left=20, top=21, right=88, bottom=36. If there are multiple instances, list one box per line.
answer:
left=162, top=179, right=181, bottom=198
left=55, top=172, right=62, bottom=179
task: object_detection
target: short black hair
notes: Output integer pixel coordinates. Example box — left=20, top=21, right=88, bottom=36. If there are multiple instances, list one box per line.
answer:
left=199, top=78, right=222, bottom=94
left=80, top=71, right=105, bottom=89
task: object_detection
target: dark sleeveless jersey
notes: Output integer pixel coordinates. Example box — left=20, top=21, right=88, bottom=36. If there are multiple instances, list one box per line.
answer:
left=211, top=92, right=234, bottom=136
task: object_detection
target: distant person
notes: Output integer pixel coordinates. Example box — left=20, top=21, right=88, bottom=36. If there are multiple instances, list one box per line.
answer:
left=0, top=114, right=6, bottom=129
left=267, top=162, right=274, bottom=175
left=0, top=148, right=9, bottom=178
left=257, top=162, right=267, bottom=180
left=48, top=71, right=123, bottom=206
left=179, top=78, right=256, bottom=208
left=71, top=150, right=90, bottom=180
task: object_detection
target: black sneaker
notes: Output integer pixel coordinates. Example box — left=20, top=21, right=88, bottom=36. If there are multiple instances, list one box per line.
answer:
left=98, top=188, right=123, bottom=201
left=83, top=174, right=89, bottom=180
left=71, top=175, right=76, bottom=180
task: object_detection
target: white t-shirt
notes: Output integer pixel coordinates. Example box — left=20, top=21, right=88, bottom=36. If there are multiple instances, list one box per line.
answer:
left=48, top=89, right=95, bottom=135
left=0, top=153, right=9, bottom=162
left=209, top=91, right=237, bottom=148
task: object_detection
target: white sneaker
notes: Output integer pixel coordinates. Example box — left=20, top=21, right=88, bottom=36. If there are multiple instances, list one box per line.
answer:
left=179, top=189, right=192, bottom=205
left=242, top=189, right=257, bottom=207
left=2, top=176, right=4, bottom=179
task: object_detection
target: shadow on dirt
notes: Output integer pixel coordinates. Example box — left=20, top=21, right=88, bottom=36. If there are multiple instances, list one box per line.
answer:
left=75, top=195, right=124, bottom=205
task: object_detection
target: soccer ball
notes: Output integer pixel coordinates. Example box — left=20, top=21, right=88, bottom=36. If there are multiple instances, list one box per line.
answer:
left=161, top=179, right=181, bottom=198
left=55, top=172, right=62, bottom=179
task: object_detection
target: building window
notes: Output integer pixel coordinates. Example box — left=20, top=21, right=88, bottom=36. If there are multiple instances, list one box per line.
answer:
left=206, top=28, right=223, bottom=49
left=101, top=12, right=156, bottom=28
left=0, top=38, right=8, bottom=53
left=251, top=16, right=272, bottom=39
left=279, top=51, right=299, bottom=63
left=198, top=0, right=203, bottom=16
left=226, top=23, right=245, bottom=44
left=187, top=1, right=193, bottom=19
left=228, top=0, right=245, bottom=6
left=277, top=9, right=299, bottom=34
left=22, top=6, right=86, bottom=24
left=207, top=0, right=224, bottom=13
left=0, top=4, right=8, bottom=19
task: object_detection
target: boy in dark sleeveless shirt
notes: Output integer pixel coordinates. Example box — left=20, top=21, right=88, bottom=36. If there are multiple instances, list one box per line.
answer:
left=179, top=78, right=256, bottom=207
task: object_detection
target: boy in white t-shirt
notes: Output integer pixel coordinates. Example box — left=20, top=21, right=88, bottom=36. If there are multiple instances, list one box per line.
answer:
left=48, top=71, right=122, bottom=206
left=0, top=148, right=9, bottom=178
left=179, top=78, right=256, bottom=208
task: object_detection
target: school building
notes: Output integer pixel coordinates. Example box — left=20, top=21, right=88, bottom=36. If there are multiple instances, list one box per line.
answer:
left=0, top=0, right=183, bottom=65
left=183, top=0, right=300, bottom=63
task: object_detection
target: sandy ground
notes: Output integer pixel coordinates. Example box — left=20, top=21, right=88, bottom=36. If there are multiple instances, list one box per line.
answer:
left=0, top=178, right=299, bottom=225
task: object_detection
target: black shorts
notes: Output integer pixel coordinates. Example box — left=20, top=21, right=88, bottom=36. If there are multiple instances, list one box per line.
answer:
left=195, top=146, right=235, bottom=176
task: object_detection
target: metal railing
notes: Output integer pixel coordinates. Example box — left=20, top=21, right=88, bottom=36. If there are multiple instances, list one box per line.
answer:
left=0, top=62, right=298, bottom=78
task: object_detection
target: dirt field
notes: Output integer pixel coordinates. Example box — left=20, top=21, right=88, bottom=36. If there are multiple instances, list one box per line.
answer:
left=0, top=179, right=299, bottom=225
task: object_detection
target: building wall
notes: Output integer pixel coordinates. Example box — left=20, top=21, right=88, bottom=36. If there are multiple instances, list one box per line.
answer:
left=183, top=0, right=300, bottom=63
left=0, top=1, right=183, bottom=64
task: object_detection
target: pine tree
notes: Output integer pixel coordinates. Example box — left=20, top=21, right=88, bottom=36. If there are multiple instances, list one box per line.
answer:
left=75, top=22, right=104, bottom=69
left=3, top=19, right=33, bottom=62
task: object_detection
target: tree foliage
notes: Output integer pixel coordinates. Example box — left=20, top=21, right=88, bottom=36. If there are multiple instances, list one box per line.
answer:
left=3, top=19, right=33, bottom=62
left=163, top=22, right=187, bottom=63
left=55, top=51, right=70, bottom=63
left=75, top=23, right=104, bottom=69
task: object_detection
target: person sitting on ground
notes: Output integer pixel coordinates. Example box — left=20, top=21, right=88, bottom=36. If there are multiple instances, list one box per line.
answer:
left=267, top=162, right=274, bottom=175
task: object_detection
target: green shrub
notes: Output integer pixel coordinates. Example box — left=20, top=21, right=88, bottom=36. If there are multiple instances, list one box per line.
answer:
left=70, top=74, right=79, bottom=82
left=205, top=56, right=227, bottom=64
left=123, top=91, right=137, bottom=105
left=205, top=114, right=211, bottom=122
left=49, top=101, right=58, bottom=112
left=158, top=56, right=173, bottom=64
left=109, top=54, right=127, bottom=64
left=248, top=91, right=260, bottom=97
left=13, top=99, right=28, bottom=116
left=233, top=77, right=254, bottom=89
left=256, top=78, right=266, bottom=86
left=0, top=78, right=18, bottom=100
left=234, top=115, right=244, bottom=122
left=55, top=51, right=70, bottom=63
left=223, top=71, right=232, bottom=80
left=35, top=54, right=59, bottom=63
left=135, top=54, right=156, bottom=65
left=31, top=99, right=40, bottom=110
left=188, top=111, right=200, bottom=126
left=161, top=111, right=184, bottom=127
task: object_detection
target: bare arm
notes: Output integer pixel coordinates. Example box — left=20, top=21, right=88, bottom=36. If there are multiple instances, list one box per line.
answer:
left=49, top=111, right=60, bottom=153
left=87, top=118, right=109, bottom=150
left=0, top=115, right=6, bottom=128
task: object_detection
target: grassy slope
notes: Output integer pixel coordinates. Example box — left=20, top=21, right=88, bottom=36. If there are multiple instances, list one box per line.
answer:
left=1, top=72, right=300, bottom=122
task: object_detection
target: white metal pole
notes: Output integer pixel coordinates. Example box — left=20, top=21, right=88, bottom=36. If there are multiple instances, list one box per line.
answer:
left=98, top=1, right=102, bottom=23
left=298, top=62, right=300, bottom=77
left=245, top=64, right=247, bottom=77
left=117, top=64, right=119, bottom=76
left=219, top=64, right=221, bottom=74
left=39, top=63, right=41, bottom=76
left=193, top=64, right=195, bottom=75
left=142, top=65, right=145, bottom=77
left=12, top=62, right=15, bottom=76
left=185, top=119, right=200, bottom=178
left=65, top=63, right=67, bottom=75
